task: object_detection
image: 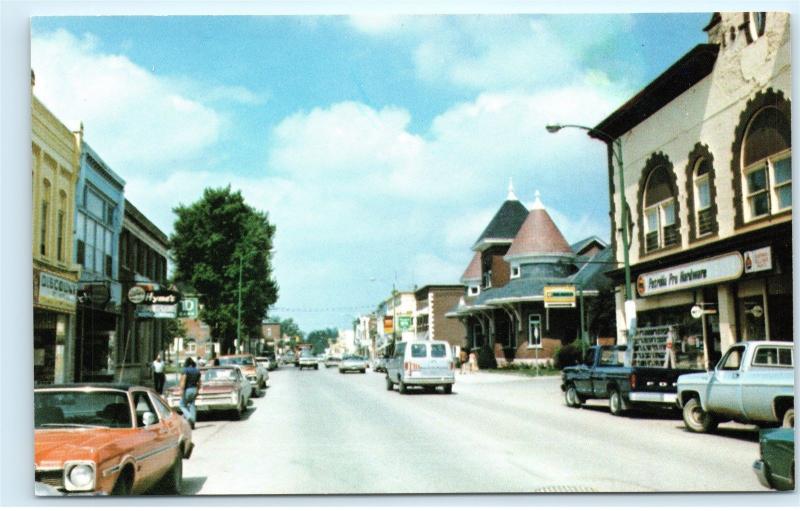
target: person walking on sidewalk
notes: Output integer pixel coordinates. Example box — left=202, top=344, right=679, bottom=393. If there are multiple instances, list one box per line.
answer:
left=152, top=354, right=165, bottom=394
left=179, top=357, right=202, bottom=429
left=469, top=351, right=478, bottom=373
left=459, top=349, right=469, bottom=375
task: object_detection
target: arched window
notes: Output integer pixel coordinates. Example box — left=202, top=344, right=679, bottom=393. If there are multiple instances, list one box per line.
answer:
left=643, top=166, right=678, bottom=252
left=693, top=158, right=714, bottom=237
left=742, top=106, right=791, bottom=220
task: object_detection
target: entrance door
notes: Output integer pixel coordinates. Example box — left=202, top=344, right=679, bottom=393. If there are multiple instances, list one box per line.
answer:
left=739, top=295, right=766, bottom=341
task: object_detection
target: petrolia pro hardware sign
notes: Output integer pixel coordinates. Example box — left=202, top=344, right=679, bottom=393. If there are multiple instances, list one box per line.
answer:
left=636, top=252, right=743, bottom=297
left=544, top=285, right=576, bottom=308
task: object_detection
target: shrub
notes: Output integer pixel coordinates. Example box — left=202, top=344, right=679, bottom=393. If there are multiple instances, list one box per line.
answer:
left=554, top=340, right=590, bottom=369
left=477, top=345, right=498, bottom=369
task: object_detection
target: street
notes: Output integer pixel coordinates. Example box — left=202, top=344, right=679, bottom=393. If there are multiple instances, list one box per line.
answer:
left=181, top=366, right=766, bottom=494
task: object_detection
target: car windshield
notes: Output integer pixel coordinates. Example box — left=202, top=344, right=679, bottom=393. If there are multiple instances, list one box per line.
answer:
left=202, top=368, right=237, bottom=382
left=344, top=355, right=363, bottom=361
left=220, top=356, right=254, bottom=366
left=35, top=390, right=132, bottom=429
left=300, top=351, right=313, bottom=357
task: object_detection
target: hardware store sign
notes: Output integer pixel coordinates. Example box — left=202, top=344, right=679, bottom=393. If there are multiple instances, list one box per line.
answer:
left=637, top=252, right=743, bottom=297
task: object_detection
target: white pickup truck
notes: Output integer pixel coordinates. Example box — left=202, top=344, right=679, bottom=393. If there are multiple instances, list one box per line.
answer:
left=676, top=341, right=794, bottom=433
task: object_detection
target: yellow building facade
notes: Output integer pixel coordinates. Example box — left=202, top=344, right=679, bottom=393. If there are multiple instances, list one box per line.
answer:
left=32, top=74, right=81, bottom=383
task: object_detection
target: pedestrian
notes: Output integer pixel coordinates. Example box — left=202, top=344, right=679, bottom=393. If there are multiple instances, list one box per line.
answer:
left=469, top=351, right=478, bottom=373
left=179, top=357, right=202, bottom=429
left=212, top=357, right=220, bottom=366
left=152, top=354, right=166, bottom=394
left=459, top=349, right=468, bottom=375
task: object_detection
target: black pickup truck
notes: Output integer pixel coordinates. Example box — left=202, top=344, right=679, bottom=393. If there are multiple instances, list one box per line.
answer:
left=561, top=345, right=700, bottom=416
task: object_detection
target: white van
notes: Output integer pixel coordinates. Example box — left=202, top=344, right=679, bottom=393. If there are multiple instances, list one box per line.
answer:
left=385, top=340, right=455, bottom=394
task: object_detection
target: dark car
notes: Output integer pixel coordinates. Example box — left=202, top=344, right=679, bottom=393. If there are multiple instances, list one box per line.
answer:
left=753, top=427, right=795, bottom=491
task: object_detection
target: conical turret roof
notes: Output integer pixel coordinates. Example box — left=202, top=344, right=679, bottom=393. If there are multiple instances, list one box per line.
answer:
left=460, top=252, right=482, bottom=283
left=506, top=191, right=574, bottom=259
left=472, top=180, right=529, bottom=251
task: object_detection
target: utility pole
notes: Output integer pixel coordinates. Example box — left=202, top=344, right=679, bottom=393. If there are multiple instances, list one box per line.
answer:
left=237, top=254, right=243, bottom=354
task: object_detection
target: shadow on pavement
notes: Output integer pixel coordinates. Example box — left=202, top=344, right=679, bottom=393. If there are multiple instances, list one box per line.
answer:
left=671, top=423, right=759, bottom=442
left=180, top=476, right=207, bottom=496
left=575, top=403, right=682, bottom=421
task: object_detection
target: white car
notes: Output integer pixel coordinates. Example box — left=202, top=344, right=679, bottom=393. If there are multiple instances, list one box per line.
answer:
left=339, top=355, right=368, bottom=373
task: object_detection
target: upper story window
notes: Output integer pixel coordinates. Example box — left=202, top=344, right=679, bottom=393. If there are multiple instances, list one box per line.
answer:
left=643, top=166, right=678, bottom=253
left=482, top=270, right=492, bottom=289
left=693, top=159, right=713, bottom=237
left=510, top=265, right=520, bottom=279
left=742, top=106, right=791, bottom=220
left=468, top=286, right=480, bottom=297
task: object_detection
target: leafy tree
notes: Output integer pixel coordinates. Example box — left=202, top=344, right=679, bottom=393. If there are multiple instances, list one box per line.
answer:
left=305, top=328, right=337, bottom=355
left=171, top=186, right=279, bottom=355
left=267, top=316, right=304, bottom=342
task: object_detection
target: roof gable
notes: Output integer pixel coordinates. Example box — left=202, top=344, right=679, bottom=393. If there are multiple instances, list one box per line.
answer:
left=460, top=252, right=482, bottom=283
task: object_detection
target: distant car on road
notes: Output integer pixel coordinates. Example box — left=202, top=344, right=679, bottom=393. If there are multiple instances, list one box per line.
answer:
left=386, top=340, right=455, bottom=394
left=254, top=357, right=275, bottom=381
left=218, top=353, right=266, bottom=395
left=339, top=354, right=368, bottom=374
left=298, top=350, right=319, bottom=370
left=753, top=427, right=795, bottom=491
left=324, top=355, right=342, bottom=368
left=677, top=341, right=794, bottom=433
left=35, top=383, right=193, bottom=495
left=281, top=352, right=296, bottom=365
left=372, top=355, right=390, bottom=373
left=167, top=365, right=251, bottom=420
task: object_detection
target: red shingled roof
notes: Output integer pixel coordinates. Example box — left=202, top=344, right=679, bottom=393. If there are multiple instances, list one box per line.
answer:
left=460, top=252, right=482, bottom=282
left=506, top=205, right=573, bottom=258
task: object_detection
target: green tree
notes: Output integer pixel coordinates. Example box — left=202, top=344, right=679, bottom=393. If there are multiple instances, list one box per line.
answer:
left=171, top=186, right=279, bottom=355
left=267, top=316, right=304, bottom=341
left=305, top=328, right=337, bottom=355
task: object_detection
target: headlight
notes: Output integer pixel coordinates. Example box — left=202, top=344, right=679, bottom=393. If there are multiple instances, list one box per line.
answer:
left=231, top=391, right=239, bottom=401
left=64, top=462, right=95, bottom=491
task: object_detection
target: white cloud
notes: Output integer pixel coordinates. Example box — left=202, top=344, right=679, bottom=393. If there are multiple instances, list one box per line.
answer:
left=30, top=29, right=257, bottom=174
left=411, top=253, right=464, bottom=286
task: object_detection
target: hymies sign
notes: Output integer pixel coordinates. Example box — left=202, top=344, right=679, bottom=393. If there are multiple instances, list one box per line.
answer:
left=637, top=253, right=743, bottom=297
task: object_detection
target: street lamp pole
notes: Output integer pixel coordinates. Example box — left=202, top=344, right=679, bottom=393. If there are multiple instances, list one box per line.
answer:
left=546, top=124, right=635, bottom=336
left=237, top=254, right=243, bottom=354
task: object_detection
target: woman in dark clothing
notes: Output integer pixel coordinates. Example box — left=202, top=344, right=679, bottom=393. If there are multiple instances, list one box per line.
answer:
left=179, top=357, right=202, bottom=428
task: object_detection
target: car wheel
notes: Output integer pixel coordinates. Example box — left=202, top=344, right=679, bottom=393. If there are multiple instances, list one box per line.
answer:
left=159, top=453, right=183, bottom=495
left=111, top=468, right=133, bottom=495
left=565, top=385, right=582, bottom=408
left=783, top=408, right=795, bottom=429
left=360, top=369, right=366, bottom=374
left=315, top=365, right=319, bottom=370
left=398, top=378, right=407, bottom=394
left=385, top=376, right=394, bottom=391
left=682, top=397, right=718, bottom=433
left=339, top=369, right=344, bottom=374
left=609, top=389, right=628, bottom=416
left=444, top=384, right=453, bottom=394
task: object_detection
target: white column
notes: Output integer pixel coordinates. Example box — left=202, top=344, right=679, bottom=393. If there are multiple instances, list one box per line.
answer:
left=614, top=287, right=627, bottom=345
left=717, top=283, right=737, bottom=351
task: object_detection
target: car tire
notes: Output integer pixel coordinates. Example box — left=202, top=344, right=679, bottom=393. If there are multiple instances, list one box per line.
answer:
left=565, top=385, right=582, bottom=408
left=360, top=369, right=366, bottom=374
left=682, top=397, right=718, bottom=433
left=782, top=408, right=795, bottom=429
left=159, top=453, right=183, bottom=495
left=339, top=369, right=344, bottom=374
left=111, top=469, right=133, bottom=496
left=398, top=378, right=407, bottom=394
left=444, top=384, right=453, bottom=394
left=385, top=377, right=394, bottom=391
left=609, top=389, right=628, bottom=416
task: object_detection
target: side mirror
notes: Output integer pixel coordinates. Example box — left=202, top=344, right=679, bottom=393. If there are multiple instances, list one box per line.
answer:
left=143, top=411, right=158, bottom=427
left=173, top=406, right=183, bottom=415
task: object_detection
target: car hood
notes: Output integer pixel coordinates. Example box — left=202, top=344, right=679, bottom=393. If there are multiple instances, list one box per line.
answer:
left=677, top=371, right=712, bottom=386
left=35, top=428, right=138, bottom=464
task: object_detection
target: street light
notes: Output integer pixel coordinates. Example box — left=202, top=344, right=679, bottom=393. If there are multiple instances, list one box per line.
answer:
left=546, top=123, right=636, bottom=336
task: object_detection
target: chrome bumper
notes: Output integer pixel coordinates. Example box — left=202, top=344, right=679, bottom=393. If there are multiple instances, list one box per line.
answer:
left=404, top=376, right=455, bottom=385
left=628, top=391, right=678, bottom=404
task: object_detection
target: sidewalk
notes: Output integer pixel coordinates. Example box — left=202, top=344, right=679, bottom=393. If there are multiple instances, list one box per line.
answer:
left=453, top=370, right=561, bottom=384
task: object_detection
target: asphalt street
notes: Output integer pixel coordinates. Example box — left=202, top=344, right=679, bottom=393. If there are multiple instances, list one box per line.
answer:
left=180, top=364, right=767, bottom=494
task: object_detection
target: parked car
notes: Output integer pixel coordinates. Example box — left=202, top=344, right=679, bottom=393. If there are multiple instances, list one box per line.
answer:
left=677, top=341, right=794, bottom=433
left=753, top=427, right=795, bottom=491
left=34, top=383, right=193, bottom=495
left=339, top=354, right=368, bottom=374
left=561, top=344, right=702, bottom=416
left=254, top=357, right=275, bottom=383
left=372, top=356, right=390, bottom=373
left=218, top=353, right=266, bottom=395
left=386, top=340, right=455, bottom=394
left=324, top=355, right=342, bottom=368
left=167, top=365, right=251, bottom=420
left=298, top=349, right=319, bottom=370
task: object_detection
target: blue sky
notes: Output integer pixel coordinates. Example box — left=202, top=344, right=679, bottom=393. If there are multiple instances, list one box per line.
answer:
left=31, top=13, right=710, bottom=333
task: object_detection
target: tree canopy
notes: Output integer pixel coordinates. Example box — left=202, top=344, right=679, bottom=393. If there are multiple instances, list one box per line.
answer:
left=171, top=186, right=278, bottom=354
left=305, top=328, right=338, bottom=355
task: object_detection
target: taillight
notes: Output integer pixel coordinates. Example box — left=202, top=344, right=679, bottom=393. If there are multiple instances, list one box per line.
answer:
left=450, top=362, right=454, bottom=371
left=630, top=373, right=637, bottom=389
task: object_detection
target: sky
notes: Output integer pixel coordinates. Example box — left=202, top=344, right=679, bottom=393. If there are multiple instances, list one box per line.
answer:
left=30, top=12, right=711, bottom=333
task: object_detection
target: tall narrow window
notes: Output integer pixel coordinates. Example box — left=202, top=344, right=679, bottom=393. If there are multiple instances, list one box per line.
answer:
left=742, top=107, right=792, bottom=220
left=56, top=209, right=65, bottom=261
left=643, top=165, right=678, bottom=252
left=693, top=158, right=713, bottom=237
left=40, top=199, right=49, bottom=256
left=528, top=314, right=542, bottom=348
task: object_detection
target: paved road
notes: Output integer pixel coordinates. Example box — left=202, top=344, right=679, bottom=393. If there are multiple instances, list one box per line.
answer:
left=181, top=364, right=767, bottom=494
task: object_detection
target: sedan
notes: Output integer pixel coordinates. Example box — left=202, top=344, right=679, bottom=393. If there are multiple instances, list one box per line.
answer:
left=35, top=383, right=193, bottom=495
left=339, top=355, right=368, bottom=374
left=753, top=427, right=795, bottom=491
left=167, top=365, right=251, bottom=420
